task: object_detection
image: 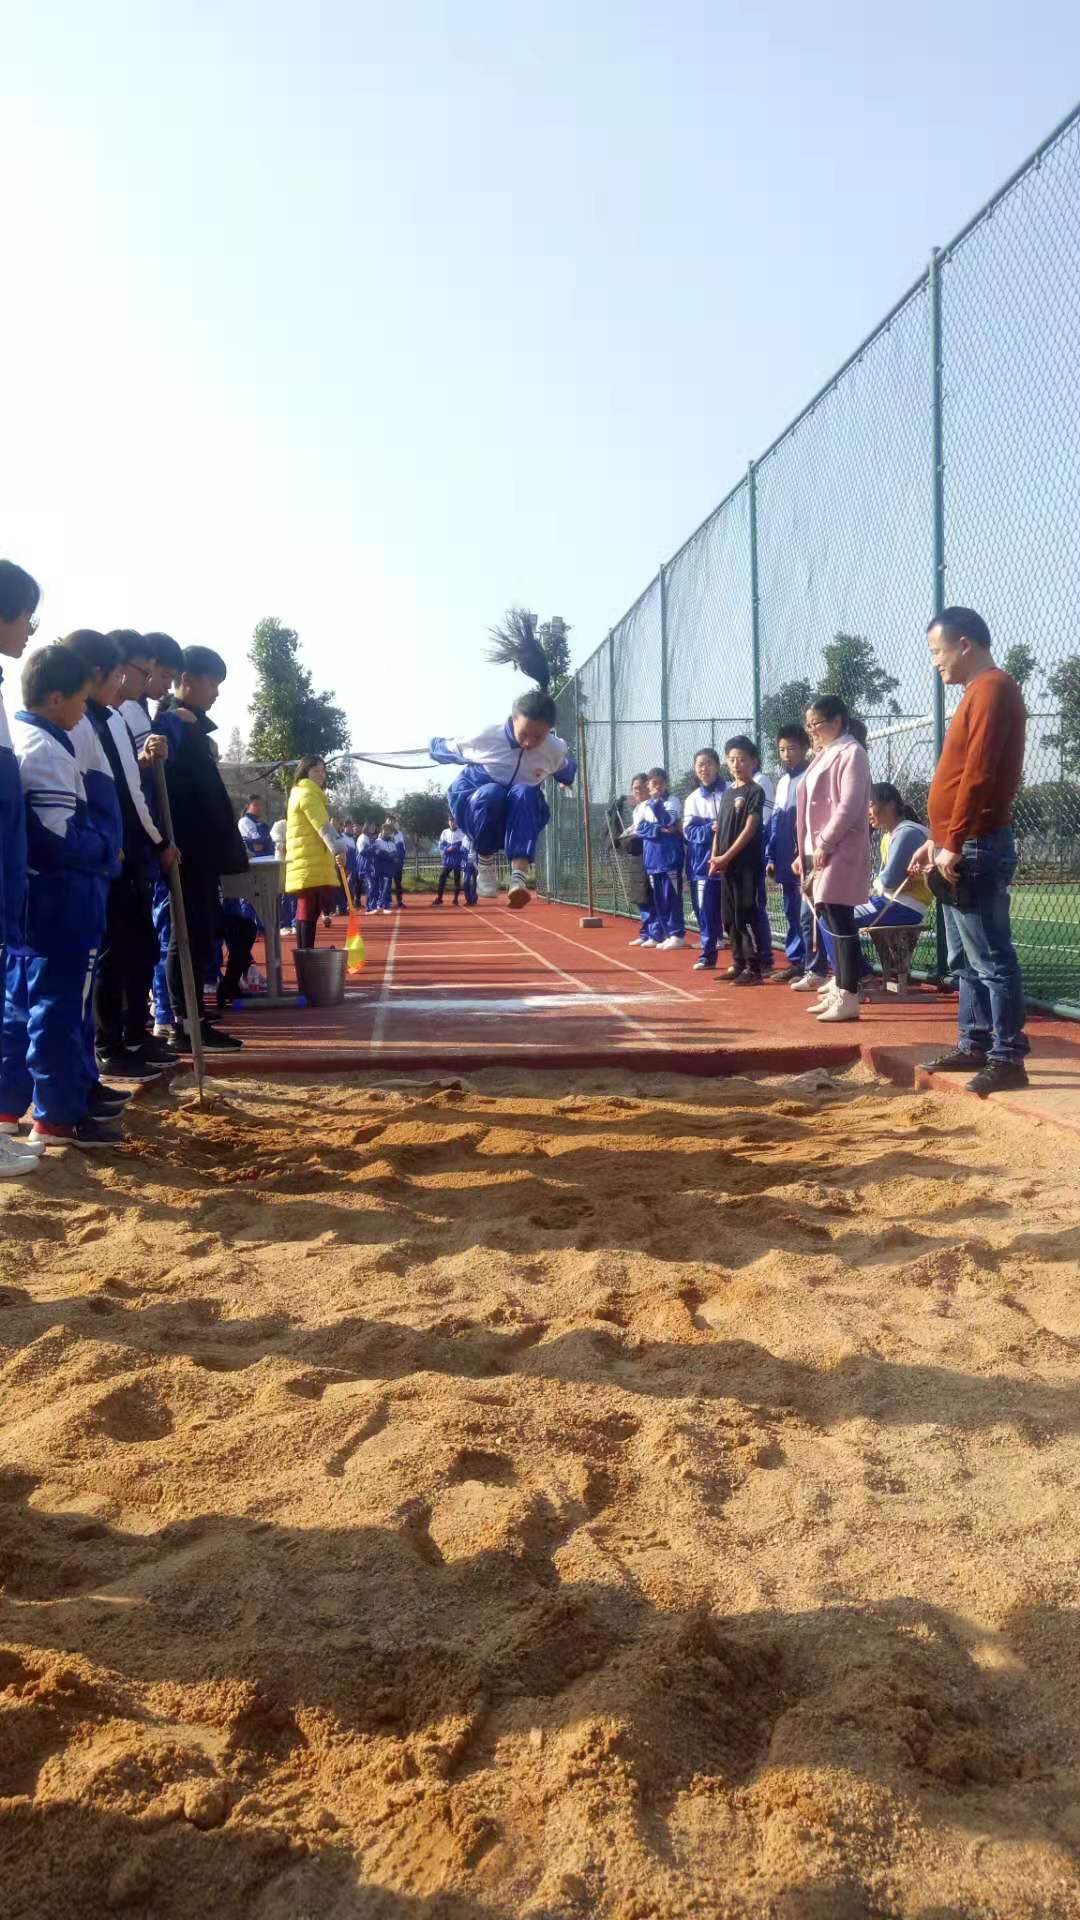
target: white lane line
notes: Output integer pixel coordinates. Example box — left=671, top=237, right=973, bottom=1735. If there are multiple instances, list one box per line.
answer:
left=531, top=917, right=700, bottom=1004
left=389, top=978, right=562, bottom=990
left=370, top=912, right=402, bottom=1051
left=474, top=913, right=668, bottom=1049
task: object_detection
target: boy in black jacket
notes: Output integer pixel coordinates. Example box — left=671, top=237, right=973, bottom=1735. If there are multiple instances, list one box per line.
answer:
left=162, top=646, right=249, bottom=1053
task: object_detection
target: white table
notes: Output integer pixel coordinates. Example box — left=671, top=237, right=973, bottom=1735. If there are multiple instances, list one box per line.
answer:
left=223, top=856, right=291, bottom=1005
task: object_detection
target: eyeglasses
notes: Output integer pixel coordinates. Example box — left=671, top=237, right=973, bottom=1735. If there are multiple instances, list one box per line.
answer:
left=125, top=661, right=153, bottom=682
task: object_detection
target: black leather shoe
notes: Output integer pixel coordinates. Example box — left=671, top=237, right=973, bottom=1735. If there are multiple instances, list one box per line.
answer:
left=922, top=1049, right=988, bottom=1074
left=967, top=1061, right=1029, bottom=1097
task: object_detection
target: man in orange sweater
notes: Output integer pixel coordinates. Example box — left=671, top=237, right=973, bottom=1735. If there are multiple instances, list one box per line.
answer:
left=911, top=606, right=1028, bottom=1096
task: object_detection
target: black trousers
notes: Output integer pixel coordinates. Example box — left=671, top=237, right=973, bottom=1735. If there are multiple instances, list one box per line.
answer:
left=435, top=863, right=462, bottom=902
left=167, top=863, right=219, bottom=1026
left=820, top=901, right=860, bottom=992
left=94, top=867, right=159, bottom=1055
left=220, top=904, right=258, bottom=995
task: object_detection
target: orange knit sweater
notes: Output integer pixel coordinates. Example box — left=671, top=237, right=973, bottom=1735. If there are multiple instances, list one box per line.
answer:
left=928, top=669, right=1026, bottom=854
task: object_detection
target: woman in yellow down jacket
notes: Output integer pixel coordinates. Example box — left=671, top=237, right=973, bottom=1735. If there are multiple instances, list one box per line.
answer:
left=285, top=757, right=342, bottom=950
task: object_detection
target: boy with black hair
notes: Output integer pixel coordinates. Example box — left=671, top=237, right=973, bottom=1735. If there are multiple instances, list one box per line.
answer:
left=162, top=645, right=249, bottom=1053
left=0, top=646, right=121, bottom=1148
left=64, top=630, right=177, bottom=1078
left=633, top=768, right=685, bottom=949
left=0, top=563, right=46, bottom=1172
left=682, top=747, right=727, bottom=970
left=765, top=724, right=816, bottom=981
left=709, top=737, right=767, bottom=985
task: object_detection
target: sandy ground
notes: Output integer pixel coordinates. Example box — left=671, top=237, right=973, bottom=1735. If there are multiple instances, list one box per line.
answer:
left=2, top=1066, right=1080, bottom=1919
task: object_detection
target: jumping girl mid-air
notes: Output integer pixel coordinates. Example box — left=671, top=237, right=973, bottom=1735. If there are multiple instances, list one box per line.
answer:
left=430, top=610, right=576, bottom=908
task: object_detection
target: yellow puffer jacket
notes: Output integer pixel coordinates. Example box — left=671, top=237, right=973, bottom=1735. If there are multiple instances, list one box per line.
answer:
left=284, top=778, right=339, bottom=893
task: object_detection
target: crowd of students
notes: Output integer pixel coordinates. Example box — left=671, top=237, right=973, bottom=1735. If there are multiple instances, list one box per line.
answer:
left=0, top=560, right=254, bottom=1170
left=614, top=696, right=933, bottom=1024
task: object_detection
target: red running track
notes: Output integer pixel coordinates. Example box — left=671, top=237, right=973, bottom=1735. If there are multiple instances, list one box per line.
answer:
left=215, top=897, right=1080, bottom=1134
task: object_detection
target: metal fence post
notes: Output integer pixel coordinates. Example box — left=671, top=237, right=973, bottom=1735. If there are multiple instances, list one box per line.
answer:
left=607, top=630, right=617, bottom=802
left=929, top=245, right=948, bottom=980
left=658, top=565, right=670, bottom=772
left=748, top=461, right=762, bottom=751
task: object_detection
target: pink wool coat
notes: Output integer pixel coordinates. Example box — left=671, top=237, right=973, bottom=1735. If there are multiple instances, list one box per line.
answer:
left=795, top=733, right=872, bottom=905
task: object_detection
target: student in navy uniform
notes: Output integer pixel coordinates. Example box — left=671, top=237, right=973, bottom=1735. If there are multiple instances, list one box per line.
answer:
left=162, top=646, right=249, bottom=1054
left=388, top=816, right=407, bottom=907
left=619, top=774, right=657, bottom=947
left=356, top=819, right=379, bottom=913
left=709, top=736, right=767, bottom=985
left=633, top=768, right=685, bottom=949
left=434, top=817, right=465, bottom=906
left=764, top=724, right=814, bottom=980
left=461, top=833, right=479, bottom=906
left=238, top=796, right=274, bottom=859
left=62, top=635, right=129, bottom=1112
left=0, top=646, right=121, bottom=1148
left=682, top=748, right=727, bottom=971
left=748, top=744, right=775, bottom=974
left=0, top=563, right=46, bottom=1173
left=370, top=820, right=397, bottom=914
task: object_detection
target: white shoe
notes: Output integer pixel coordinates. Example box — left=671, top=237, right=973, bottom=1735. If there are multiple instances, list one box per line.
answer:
left=477, top=856, right=499, bottom=899
left=817, top=988, right=861, bottom=1023
left=0, top=1139, right=40, bottom=1177
left=152, top=1021, right=176, bottom=1039
left=807, top=984, right=839, bottom=1014
left=658, top=936, right=686, bottom=950
left=628, top=936, right=646, bottom=947
left=507, top=870, right=531, bottom=909
left=789, top=972, right=822, bottom=993
left=4, top=1135, right=46, bottom=1158
left=639, top=938, right=658, bottom=948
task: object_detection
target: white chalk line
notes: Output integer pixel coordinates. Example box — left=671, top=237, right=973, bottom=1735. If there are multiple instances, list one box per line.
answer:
left=474, top=913, right=669, bottom=1050
left=370, top=912, right=402, bottom=1052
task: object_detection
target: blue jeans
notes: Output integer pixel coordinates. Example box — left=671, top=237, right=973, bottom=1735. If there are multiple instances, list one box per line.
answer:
left=941, top=829, right=1028, bottom=1064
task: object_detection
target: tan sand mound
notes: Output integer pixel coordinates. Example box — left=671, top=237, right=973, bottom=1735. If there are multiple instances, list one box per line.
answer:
left=2, top=1067, right=1080, bottom=1917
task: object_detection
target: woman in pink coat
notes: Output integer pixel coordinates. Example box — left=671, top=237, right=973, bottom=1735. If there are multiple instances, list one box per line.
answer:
left=793, top=695, right=872, bottom=1024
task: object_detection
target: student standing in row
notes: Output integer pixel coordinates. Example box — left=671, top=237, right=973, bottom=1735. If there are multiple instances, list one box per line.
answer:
left=434, top=817, right=465, bottom=906
left=634, top=768, right=685, bottom=950
left=765, top=724, right=813, bottom=980
left=620, top=774, right=656, bottom=947
left=793, top=696, right=872, bottom=1025
left=682, top=747, right=726, bottom=971
left=709, top=737, right=767, bottom=983
left=0, top=562, right=45, bottom=1173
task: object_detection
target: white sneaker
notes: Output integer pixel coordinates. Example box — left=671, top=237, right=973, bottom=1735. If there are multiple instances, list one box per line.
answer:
left=477, top=856, right=499, bottom=898
left=789, top=972, right=822, bottom=993
left=507, top=870, right=531, bottom=909
left=639, top=938, right=658, bottom=948
left=0, top=1139, right=40, bottom=1177
left=807, top=984, right=839, bottom=1014
left=153, top=1021, right=176, bottom=1039
left=658, top=936, right=686, bottom=950
left=5, top=1135, right=45, bottom=1158
left=628, top=936, right=646, bottom=947
left=817, top=988, right=861, bottom=1023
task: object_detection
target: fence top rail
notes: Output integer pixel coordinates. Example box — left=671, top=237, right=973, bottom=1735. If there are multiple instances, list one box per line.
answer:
left=938, top=96, right=1080, bottom=262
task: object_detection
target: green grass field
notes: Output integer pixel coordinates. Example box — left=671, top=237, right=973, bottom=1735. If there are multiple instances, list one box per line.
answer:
left=547, top=858, right=1080, bottom=1013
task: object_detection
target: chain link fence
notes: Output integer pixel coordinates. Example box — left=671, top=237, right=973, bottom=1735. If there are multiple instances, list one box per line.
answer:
left=542, top=104, right=1080, bottom=1014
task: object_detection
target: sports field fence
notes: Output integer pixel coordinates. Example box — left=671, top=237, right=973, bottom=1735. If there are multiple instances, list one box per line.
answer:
left=540, top=103, right=1080, bottom=1016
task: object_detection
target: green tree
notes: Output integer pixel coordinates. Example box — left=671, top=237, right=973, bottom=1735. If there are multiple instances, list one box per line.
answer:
left=1001, top=643, right=1039, bottom=691
left=325, top=765, right=387, bottom=823
left=1043, top=655, right=1080, bottom=760
left=247, top=617, right=350, bottom=765
left=223, top=725, right=246, bottom=762
left=819, top=632, right=900, bottom=711
left=538, top=616, right=572, bottom=692
left=396, top=786, right=450, bottom=850
left=760, top=678, right=815, bottom=766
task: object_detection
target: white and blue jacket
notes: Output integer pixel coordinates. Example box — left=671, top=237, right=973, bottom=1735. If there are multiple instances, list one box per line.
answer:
left=763, top=767, right=806, bottom=881
left=70, top=714, right=123, bottom=879
left=682, top=779, right=728, bottom=882
left=431, top=719, right=576, bottom=790
left=633, top=797, right=684, bottom=875
left=0, top=674, right=28, bottom=949
left=11, top=712, right=115, bottom=952
left=439, top=826, right=465, bottom=868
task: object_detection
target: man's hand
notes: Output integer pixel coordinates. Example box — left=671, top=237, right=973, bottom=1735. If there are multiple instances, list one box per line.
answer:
left=791, top=855, right=802, bottom=880
left=708, top=854, right=728, bottom=876
left=765, top=861, right=775, bottom=878
left=934, top=846, right=961, bottom=883
left=908, top=838, right=935, bottom=876
left=812, top=844, right=830, bottom=872
left=159, top=845, right=179, bottom=874
left=139, top=734, right=169, bottom=766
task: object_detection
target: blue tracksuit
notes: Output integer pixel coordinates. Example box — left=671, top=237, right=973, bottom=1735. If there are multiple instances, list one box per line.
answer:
left=0, top=714, right=114, bottom=1126
left=633, top=796, right=685, bottom=941
left=370, top=836, right=396, bottom=910
left=71, top=715, right=123, bottom=1086
left=461, top=835, right=478, bottom=906
left=764, top=766, right=810, bottom=966
left=0, top=677, right=27, bottom=1105
left=431, top=720, right=576, bottom=860
left=682, top=779, right=727, bottom=963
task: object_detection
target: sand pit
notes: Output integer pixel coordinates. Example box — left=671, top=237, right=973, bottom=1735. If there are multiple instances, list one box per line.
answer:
left=2, top=1066, right=1080, bottom=1918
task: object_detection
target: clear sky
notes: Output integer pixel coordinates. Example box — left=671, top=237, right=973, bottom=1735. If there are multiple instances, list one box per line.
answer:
left=5, top=2, right=1077, bottom=795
